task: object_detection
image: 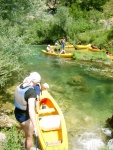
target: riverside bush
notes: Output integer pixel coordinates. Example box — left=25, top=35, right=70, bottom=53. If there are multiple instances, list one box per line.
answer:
left=73, top=51, right=111, bottom=62
left=0, top=22, right=32, bottom=87
left=1, top=126, right=23, bottom=150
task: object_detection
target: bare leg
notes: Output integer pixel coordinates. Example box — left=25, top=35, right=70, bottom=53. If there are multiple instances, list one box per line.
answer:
left=20, top=119, right=34, bottom=150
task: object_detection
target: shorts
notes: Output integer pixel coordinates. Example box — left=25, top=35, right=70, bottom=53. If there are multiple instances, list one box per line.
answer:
left=61, top=43, right=65, bottom=48
left=14, top=107, right=30, bottom=123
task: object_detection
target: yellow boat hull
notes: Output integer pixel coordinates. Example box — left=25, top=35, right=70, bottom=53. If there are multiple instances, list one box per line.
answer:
left=88, top=47, right=104, bottom=52
left=65, top=45, right=74, bottom=48
left=75, top=45, right=91, bottom=49
left=36, top=90, right=68, bottom=150
left=41, top=50, right=73, bottom=58
left=110, top=55, right=113, bottom=60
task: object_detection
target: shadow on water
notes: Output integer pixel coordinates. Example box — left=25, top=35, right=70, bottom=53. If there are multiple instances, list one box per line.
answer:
left=5, top=45, right=113, bottom=149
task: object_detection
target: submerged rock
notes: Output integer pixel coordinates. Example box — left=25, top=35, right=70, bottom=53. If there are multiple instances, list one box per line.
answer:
left=67, top=75, right=86, bottom=86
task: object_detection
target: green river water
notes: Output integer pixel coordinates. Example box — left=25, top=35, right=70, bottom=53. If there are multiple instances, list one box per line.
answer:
left=24, top=45, right=113, bottom=149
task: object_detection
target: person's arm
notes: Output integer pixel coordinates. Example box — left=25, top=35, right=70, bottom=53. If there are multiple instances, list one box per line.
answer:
left=36, top=95, right=40, bottom=113
left=33, top=85, right=41, bottom=113
left=28, top=98, right=38, bottom=136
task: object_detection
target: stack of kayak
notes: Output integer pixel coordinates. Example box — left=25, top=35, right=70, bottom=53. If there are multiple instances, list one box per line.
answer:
left=36, top=90, right=68, bottom=150
left=41, top=50, right=73, bottom=58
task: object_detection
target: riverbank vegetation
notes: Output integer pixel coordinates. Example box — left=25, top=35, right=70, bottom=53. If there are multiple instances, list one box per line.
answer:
left=0, top=0, right=113, bottom=87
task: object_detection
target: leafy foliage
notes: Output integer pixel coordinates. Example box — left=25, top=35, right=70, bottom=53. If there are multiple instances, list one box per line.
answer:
left=79, top=0, right=109, bottom=11
left=2, top=126, right=23, bottom=150
left=59, top=0, right=109, bottom=11
left=0, top=0, right=31, bottom=20
left=0, top=19, right=32, bottom=86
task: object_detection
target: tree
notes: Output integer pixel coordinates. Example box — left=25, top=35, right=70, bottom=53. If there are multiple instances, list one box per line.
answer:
left=0, top=0, right=31, bottom=20
left=79, top=0, right=109, bottom=11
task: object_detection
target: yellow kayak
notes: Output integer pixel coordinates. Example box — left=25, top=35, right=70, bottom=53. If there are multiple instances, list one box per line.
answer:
left=75, top=44, right=91, bottom=49
left=41, top=50, right=73, bottom=58
left=65, top=45, right=74, bottom=48
left=36, top=90, right=68, bottom=150
left=110, top=55, right=113, bottom=60
left=88, top=47, right=104, bottom=52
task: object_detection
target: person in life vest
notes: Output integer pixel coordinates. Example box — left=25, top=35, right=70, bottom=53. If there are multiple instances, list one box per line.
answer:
left=14, top=72, right=49, bottom=150
left=46, top=45, right=54, bottom=53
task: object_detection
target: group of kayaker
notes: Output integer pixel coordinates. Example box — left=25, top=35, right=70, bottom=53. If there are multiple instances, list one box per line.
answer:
left=46, top=36, right=66, bottom=54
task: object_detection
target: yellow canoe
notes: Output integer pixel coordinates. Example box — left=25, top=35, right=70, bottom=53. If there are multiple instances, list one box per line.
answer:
left=110, top=55, right=113, bottom=60
left=65, top=45, right=74, bottom=48
left=41, top=50, right=73, bottom=58
left=88, top=47, right=104, bottom=52
left=75, top=44, right=91, bottom=49
left=36, top=90, right=68, bottom=150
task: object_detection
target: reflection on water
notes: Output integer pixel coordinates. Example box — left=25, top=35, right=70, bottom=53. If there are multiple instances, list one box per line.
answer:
left=25, top=46, right=113, bottom=149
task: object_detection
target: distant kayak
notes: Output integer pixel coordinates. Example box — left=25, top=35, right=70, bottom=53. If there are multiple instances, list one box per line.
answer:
left=88, top=47, right=104, bottom=52
left=75, top=44, right=91, bottom=49
left=65, top=45, right=74, bottom=48
left=41, top=50, right=73, bottom=58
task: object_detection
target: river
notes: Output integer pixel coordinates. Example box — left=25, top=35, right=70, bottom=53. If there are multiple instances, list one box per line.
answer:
left=24, top=45, right=113, bottom=150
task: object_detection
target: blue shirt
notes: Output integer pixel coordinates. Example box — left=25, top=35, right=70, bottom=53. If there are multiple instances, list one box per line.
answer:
left=34, top=85, right=40, bottom=96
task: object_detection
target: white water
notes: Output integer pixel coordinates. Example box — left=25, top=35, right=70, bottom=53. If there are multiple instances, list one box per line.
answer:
left=71, top=128, right=113, bottom=150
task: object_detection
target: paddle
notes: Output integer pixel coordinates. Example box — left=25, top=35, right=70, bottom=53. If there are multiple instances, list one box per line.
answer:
left=35, top=136, right=39, bottom=150
left=34, top=134, right=41, bottom=150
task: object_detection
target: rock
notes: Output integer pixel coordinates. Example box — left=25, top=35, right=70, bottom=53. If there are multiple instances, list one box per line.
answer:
left=0, top=115, right=18, bottom=128
left=108, top=139, right=113, bottom=150
left=68, top=75, right=86, bottom=86
left=101, top=128, right=112, bottom=137
left=0, top=102, right=14, bottom=115
left=0, top=132, right=6, bottom=142
left=106, top=115, right=113, bottom=128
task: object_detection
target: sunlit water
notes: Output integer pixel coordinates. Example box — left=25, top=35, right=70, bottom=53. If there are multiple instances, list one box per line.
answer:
left=25, top=46, right=113, bottom=149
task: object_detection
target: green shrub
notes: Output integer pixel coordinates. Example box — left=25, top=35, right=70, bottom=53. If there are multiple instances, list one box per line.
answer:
left=1, top=126, right=23, bottom=150
left=73, top=51, right=110, bottom=62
